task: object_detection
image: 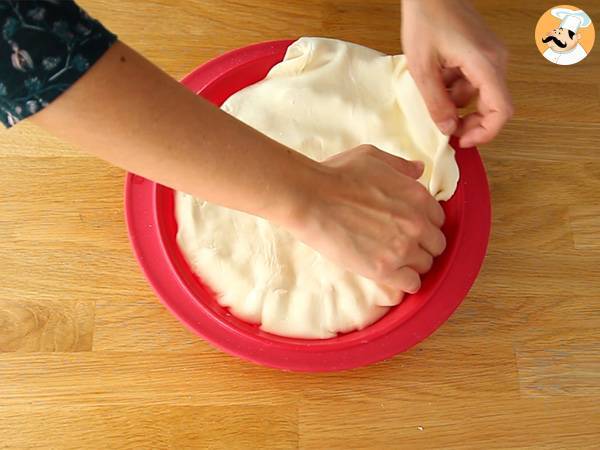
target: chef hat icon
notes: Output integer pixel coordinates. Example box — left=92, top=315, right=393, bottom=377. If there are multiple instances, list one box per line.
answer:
left=551, top=8, right=592, bottom=33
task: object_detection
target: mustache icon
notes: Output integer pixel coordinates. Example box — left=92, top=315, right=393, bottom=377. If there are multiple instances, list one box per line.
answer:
left=542, top=35, right=567, bottom=48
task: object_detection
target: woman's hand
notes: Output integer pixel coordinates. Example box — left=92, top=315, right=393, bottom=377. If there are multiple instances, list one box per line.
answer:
left=401, top=0, right=513, bottom=147
left=287, top=145, right=446, bottom=293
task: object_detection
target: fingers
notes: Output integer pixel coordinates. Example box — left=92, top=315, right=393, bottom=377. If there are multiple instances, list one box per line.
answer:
left=443, top=68, right=478, bottom=108
left=454, top=113, right=484, bottom=147
left=379, top=222, right=445, bottom=293
left=407, top=246, right=434, bottom=274
left=407, top=182, right=445, bottom=228
left=457, top=57, right=513, bottom=147
left=456, top=108, right=510, bottom=148
left=365, top=146, right=425, bottom=179
left=448, top=77, right=478, bottom=108
left=419, top=221, right=447, bottom=257
left=380, top=266, right=421, bottom=293
left=443, top=67, right=478, bottom=108
left=395, top=202, right=446, bottom=257
left=409, top=57, right=458, bottom=135
left=441, top=67, right=462, bottom=86
left=426, top=195, right=445, bottom=228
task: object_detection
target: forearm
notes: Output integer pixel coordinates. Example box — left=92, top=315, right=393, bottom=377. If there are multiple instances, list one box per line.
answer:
left=30, top=41, right=319, bottom=225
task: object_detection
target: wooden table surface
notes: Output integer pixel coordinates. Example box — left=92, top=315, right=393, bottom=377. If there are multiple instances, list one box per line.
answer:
left=1, top=1, right=599, bottom=448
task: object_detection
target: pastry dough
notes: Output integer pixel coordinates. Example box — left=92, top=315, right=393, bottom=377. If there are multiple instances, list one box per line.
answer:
left=175, top=37, right=459, bottom=339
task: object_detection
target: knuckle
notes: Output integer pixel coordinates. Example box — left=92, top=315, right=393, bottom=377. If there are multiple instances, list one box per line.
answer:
left=410, top=215, right=429, bottom=239
left=392, top=237, right=411, bottom=260
left=373, top=253, right=394, bottom=278
left=414, top=184, right=432, bottom=202
left=360, top=144, right=380, bottom=156
left=434, top=203, right=446, bottom=225
left=435, top=231, right=447, bottom=256
left=423, top=253, right=434, bottom=272
left=354, top=144, right=368, bottom=155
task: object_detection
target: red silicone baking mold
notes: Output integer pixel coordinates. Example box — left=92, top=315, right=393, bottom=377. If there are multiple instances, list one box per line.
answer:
left=124, top=39, right=491, bottom=372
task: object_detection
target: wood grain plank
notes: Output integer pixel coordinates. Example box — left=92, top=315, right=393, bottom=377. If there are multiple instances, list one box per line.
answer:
left=511, top=291, right=600, bottom=398
left=0, top=201, right=127, bottom=250
left=81, top=0, right=324, bottom=79
left=0, top=299, right=94, bottom=352
left=0, top=404, right=298, bottom=450
left=0, top=246, right=150, bottom=303
left=569, top=204, right=600, bottom=250
left=0, top=157, right=124, bottom=210
left=516, top=341, right=600, bottom=397
left=0, top=353, right=300, bottom=407
left=0, top=122, right=81, bottom=157
left=484, top=120, right=600, bottom=162
left=93, top=298, right=211, bottom=352
left=299, top=344, right=520, bottom=403
left=298, top=398, right=600, bottom=450
left=320, top=0, right=401, bottom=54
left=0, top=157, right=149, bottom=302
left=436, top=279, right=597, bottom=345
left=483, top=159, right=594, bottom=255
left=507, top=81, right=600, bottom=123
left=7, top=117, right=600, bottom=164
left=473, top=252, right=600, bottom=298
left=485, top=159, right=600, bottom=210
left=0, top=345, right=518, bottom=407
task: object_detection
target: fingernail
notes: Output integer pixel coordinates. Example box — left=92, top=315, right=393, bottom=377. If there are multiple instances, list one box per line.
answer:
left=437, top=119, right=456, bottom=136
left=407, top=285, right=420, bottom=295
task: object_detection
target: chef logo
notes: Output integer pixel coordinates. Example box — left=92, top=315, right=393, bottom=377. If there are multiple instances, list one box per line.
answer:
left=535, top=5, right=595, bottom=65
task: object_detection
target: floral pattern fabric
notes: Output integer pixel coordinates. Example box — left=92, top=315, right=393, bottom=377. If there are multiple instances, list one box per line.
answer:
left=0, top=0, right=116, bottom=127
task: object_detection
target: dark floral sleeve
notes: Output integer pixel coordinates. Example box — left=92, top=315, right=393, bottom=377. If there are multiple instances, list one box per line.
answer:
left=0, top=0, right=116, bottom=127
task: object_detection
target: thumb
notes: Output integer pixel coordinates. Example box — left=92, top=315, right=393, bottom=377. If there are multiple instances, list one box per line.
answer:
left=409, top=57, right=458, bottom=135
